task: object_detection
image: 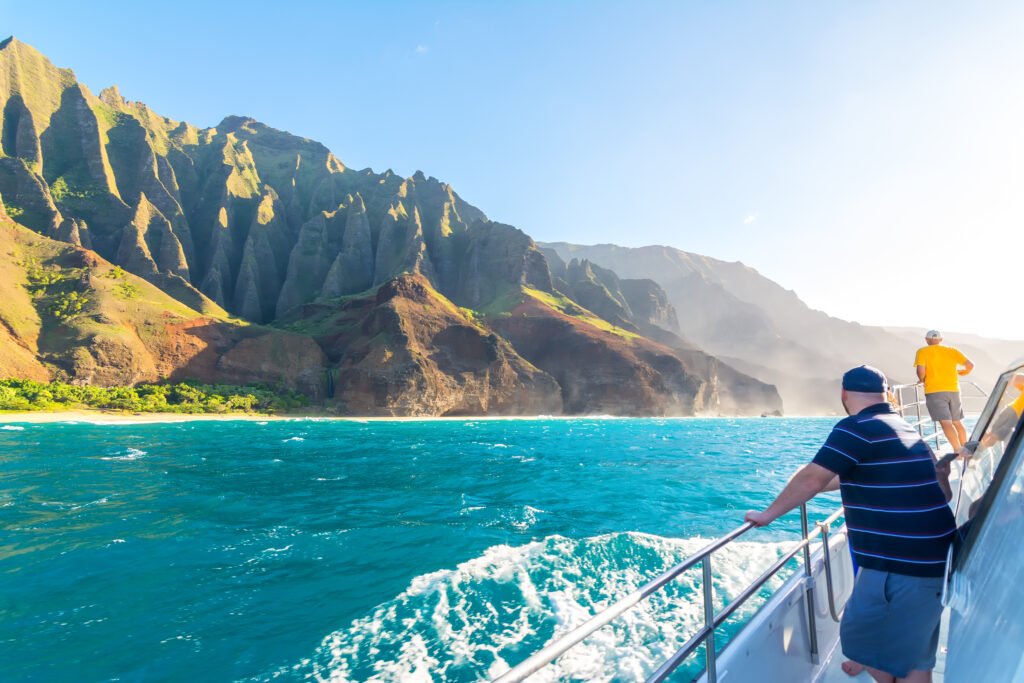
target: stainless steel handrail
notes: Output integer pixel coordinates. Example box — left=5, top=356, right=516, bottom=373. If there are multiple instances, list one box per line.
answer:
left=894, top=379, right=988, bottom=609
left=892, top=380, right=989, bottom=400
left=646, top=506, right=846, bottom=683
left=489, top=522, right=755, bottom=683
left=491, top=504, right=847, bottom=683
left=892, top=381, right=988, bottom=451
left=816, top=521, right=845, bottom=622
left=492, top=382, right=987, bottom=683
left=801, top=502, right=820, bottom=665
left=961, top=379, right=990, bottom=396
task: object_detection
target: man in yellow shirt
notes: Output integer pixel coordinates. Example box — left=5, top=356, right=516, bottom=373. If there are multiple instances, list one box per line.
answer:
left=914, top=330, right=975, bottom=450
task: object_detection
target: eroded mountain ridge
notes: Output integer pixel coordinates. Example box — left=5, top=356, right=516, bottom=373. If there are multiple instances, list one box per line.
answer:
left=0, top=37, right=781, bottom=416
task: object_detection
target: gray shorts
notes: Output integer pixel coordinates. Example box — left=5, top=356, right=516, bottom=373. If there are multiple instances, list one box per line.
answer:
left=988, top=406, right=1020, bottom=442
left=840, top=568, right=944, bottom=678
left=925, top=391, right=963, bottom=422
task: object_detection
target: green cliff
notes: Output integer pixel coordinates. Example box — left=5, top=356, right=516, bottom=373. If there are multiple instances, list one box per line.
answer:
left=0, top=38, right=782, bottom=416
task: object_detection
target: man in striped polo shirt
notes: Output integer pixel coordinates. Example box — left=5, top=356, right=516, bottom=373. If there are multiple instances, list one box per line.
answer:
left=745, top=365, right=954, bottom=683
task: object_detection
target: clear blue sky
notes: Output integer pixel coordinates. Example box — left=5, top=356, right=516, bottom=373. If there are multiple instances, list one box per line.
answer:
left=4, top=1, right=1023, bottom=339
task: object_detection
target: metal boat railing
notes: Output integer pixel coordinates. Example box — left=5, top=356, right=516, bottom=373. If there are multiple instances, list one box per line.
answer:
left=493, top=382, right=986, bottom=683
left=888, top=381, right=991, bottom=615
left=892, top=380, right=988, bottom=450
left=816, top=521, right=847, bottom=623
left=491, top=504, right=846, bottom=683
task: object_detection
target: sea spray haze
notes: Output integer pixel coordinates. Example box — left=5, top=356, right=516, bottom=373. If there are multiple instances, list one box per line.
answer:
left=0, top=416, right=839, bottom=681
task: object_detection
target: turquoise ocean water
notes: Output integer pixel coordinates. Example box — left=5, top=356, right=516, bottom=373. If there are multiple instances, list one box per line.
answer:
left=0, top=417, right=842, bottom=682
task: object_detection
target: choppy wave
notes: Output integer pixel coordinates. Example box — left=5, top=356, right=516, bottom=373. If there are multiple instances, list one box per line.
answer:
left=100, top=447, right=147, bottom=461
left=285, top=532, right=790, bottom=682
left=1, top=425, right=25, bottom=431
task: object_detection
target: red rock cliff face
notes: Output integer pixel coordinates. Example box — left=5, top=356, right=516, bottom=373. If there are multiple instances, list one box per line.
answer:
left=283, top=275, right=562, bottom=416
left=154, top=319, right=327, bottom=397
left=0, top=218, right=327, bottom=396
left=491, top=297, right=692, bottom=415
left=491, top=296, right=780, bottom=416
left=0, top=213, right=782, bottom=415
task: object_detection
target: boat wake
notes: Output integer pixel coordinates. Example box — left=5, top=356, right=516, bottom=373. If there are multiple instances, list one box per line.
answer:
left=275, top=532, right=792, bottom=682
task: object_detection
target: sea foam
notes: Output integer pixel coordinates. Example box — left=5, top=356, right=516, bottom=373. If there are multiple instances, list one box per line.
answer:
left=291, top=532, right=790, bottom=682
left=100, top=447, right=147, bottom=461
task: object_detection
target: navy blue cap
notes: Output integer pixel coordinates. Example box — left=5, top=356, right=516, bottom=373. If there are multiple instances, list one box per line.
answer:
left=842, top=365, right=887, bottom=393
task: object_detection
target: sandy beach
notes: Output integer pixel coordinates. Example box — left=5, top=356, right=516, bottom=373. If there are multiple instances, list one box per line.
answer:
left=0, top=410, right=596, bottom=424
left=0, top=410, right=301, bottom=425
left=0, top=409, right=828, bottom=425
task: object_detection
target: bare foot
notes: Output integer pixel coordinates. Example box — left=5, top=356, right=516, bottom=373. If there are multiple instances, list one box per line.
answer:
left=842, top=660, right=865, bottom=676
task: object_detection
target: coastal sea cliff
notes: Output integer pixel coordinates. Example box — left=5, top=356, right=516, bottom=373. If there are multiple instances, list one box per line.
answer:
left=0, top=38, right=781, bottom=418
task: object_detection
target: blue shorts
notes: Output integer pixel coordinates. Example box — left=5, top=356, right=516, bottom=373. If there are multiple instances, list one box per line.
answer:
left=839, top=568, right=944, bottom=678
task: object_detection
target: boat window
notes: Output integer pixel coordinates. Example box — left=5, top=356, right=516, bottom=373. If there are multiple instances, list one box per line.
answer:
left=950, top=368, right=1024, bottom=526
left=945, top=387, right=1024, bottom=681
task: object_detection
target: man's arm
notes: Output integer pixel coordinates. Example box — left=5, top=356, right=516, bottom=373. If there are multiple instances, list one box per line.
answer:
left=917, top=364, right=927, bottom=382
left=958, top=359, right=975, bottom=376
left=744, top=463, right=838, bottom=527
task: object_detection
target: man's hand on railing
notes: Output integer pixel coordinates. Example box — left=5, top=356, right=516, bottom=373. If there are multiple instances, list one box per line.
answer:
left=957, top=440, right=980, bottom=465
left=744, top=510, right=773, bottom=527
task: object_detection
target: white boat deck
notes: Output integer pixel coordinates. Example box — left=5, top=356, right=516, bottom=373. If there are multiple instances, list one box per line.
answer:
left=816, top=607, right=949, bottom=683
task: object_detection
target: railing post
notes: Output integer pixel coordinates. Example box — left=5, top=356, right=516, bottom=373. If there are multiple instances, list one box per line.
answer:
left=800, top=503, right=819, bottom=664
left=817, top=521, right=846, bottom=622
left=915, top=385, right=924, bottom=439
left=702, top=558, right=717, bottom=683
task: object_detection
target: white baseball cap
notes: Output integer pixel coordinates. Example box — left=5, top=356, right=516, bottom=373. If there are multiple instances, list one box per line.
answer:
left=925, top=330, right=942, bottom=340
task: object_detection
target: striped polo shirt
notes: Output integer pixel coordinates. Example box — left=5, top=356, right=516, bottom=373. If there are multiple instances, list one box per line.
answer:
left=812, top=402, right=955, bottom=578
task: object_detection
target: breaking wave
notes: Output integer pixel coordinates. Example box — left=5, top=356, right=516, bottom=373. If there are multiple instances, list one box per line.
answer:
left=100, top=447, right=147, bottom=461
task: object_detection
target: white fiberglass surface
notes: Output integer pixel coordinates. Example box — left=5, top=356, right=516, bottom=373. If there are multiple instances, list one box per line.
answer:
left=948, top=370, right=1024, bottom=525
left=946, top=398, right=1024, bottom=681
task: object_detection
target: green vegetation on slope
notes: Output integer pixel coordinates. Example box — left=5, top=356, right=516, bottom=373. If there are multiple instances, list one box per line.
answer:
left=0, top=378, right=309, bottom=414
left=523, top=287, right=640, bottom=339
left=474, top=281, right=525, bottom=318
left=21, top=256, right=90, bottom=321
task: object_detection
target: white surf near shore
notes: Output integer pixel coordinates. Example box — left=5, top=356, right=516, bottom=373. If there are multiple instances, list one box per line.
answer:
left=0, top=411, right=816, bottom=426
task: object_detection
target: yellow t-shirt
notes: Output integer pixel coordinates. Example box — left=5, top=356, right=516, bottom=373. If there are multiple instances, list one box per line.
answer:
left=914, top=345, right=968, bottom=394
left=1011, top=391, right=1024, bottom=418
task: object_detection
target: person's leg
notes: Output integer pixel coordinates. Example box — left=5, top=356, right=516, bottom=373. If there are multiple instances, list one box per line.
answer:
left=925, top=393, right=959, bottom=449
left=950, top=394, right=966, bottom=448
left=953, top=420, right=968, bottom=446
left=864, top=665, right=896, bottom=682
left=842, top=660, right=864, bottom=676
left=896, top=669, right=932, bottom=682
left=937, top=419, right=961, bottom=450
